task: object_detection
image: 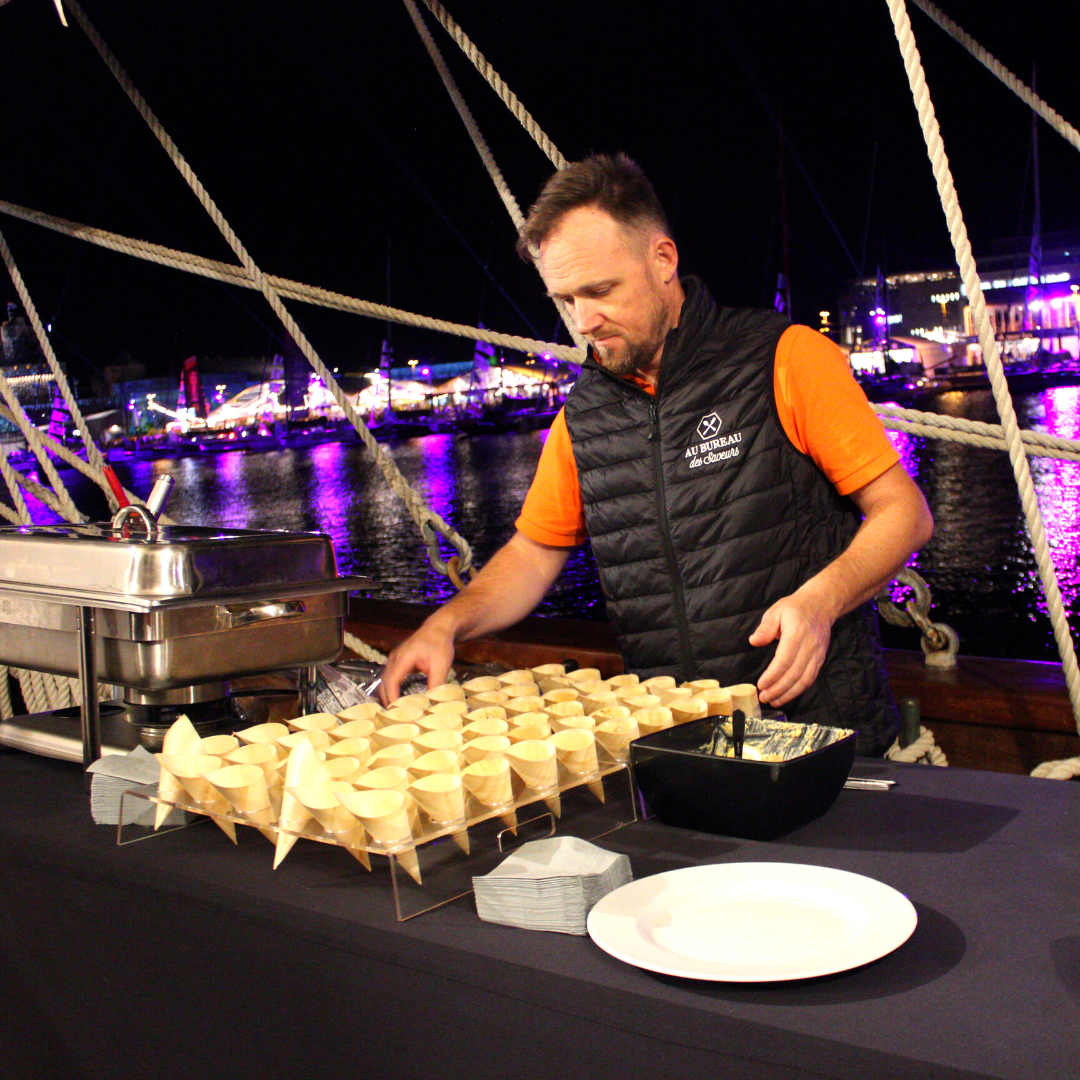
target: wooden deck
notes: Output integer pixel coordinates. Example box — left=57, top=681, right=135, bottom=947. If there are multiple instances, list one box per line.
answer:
left=347, top=598, right=1079, bottom=776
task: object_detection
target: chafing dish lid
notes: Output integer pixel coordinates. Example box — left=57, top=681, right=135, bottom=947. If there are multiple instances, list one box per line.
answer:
left=0, top=525, right=366, bottom=609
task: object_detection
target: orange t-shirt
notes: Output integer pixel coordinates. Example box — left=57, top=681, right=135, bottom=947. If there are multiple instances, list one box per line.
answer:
left=516, top=324, right=899, bottom=547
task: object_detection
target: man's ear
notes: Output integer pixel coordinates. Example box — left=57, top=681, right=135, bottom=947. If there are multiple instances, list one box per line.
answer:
left=653, top=236, right=679, bottom=284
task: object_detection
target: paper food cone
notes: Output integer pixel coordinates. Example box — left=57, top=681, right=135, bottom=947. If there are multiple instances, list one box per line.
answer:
left=640, top=675, right=677, bottom=693
left=274, top=740, right=331, bottom=868
left=462, top=734, right=511, bottom=765
left=631, top=706, right=674, bottom=736
left=289, top=712, right=340, bottom=734
left=700, top=687, right=733, bottom=715
left=410, top=773, right=469, bottom=853
left=545, top=700, right=585, bottom=729
left=569, top=679, right=608, bottom=697
left=501, top=682, right=541, bottom=700
left=505, top=696, right=545, bottom=718
left=670, top=697, right=709, bottom=725
left=728, top=683, right=761, bottom=718
left=368, top=743, right=416, bottom=770
left=416, top=712, right=465, bottom=734
left=507, top=720, right=552, bottom=743
left=234, top=721, right=289, bottom=747
left=331, top=718, right=376, bottom=742
left=591, top=705, right=631, bottom=723
left=656, top=686, right=694, bottom=707
left=395, top=693, right=432, bottom=712
left=686, top=678, right=720, bottom=692
left=529, top=663, right=566, bottom=679
left=408, top=749, right=461, bottom=780
left=225, top=741, right=279, bottom=789
left=154, top=755, right=188, bottom=829
left=461, top=757, right=516, bottom=830
left=354, top=765, right=411, bottom=795
left=335, top=702, right=381, bottom=724
left=462, top=675, right=502, bottom=697
left=550, top=728, right=603, bottom=802
left=541, top=688, right=580, bottom=705
left=607, top=673, right=640, bottom=689
left=426, top=682, right=466, bottom=703
left=413, top=728, right=464, bottom=757
left=325, top=736, right=372, bottom=767
left=461, top=717, right=509, bottom=740
left=554, top=714, right=596, bottom=733
left=200, top=734, right=239, bottom=757
left=337, top=789, right=420, bottom=884
left=371, top=722, right=421, bottom=750
left=469, top=689, right=510, bottom=708
left=537, top=675, right=573, bottom=694
left=619, top=693, right=662, bottom=712
left=156, top=753, right=236, bottom=842
left=595, top=718, right=640, bottom=763
left=464, top=705, right=508, bottom=723
left=506, top=740, right=560, bottom=816
left=325, top=756, right=364, bottom=783
left=376, top=705, right=425, bottom=728
left=564, top=667, right=602, bottom=684
left=496, top=669, right=536, bottom=687
left=205, top=763, right=276, bottom=840
left=162, top=715, right=203, bottom=757
left=277, top=729, right=331, bottom=755
left=289, top=780, right=366, bottom=850
left=427, top=699, right=469, bottom=718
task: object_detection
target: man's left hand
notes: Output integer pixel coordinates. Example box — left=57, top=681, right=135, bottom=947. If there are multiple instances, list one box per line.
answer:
left=749, top=589, right=835, bottom=707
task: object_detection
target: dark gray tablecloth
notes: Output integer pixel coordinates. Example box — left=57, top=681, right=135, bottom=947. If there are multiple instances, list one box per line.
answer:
left=1, top=747, right=1077, bottom=1080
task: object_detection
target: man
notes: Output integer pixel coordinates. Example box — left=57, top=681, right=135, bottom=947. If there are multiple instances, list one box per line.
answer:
left=382, top=154, right=932, bottom=754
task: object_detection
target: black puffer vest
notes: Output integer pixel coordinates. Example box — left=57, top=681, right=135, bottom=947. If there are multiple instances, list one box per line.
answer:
left=564, top=277, right=897, bottom=755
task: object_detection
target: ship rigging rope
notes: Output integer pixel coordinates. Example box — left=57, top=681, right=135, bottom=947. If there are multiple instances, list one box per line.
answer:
left=909, top=0, right=1080, bottom=155
left=887, top=0, right=1080, bottom=773
left=416, top=0, right=568, bottom=171
left=400, top=0, right=587, bottom=350
left=63, top=0, right=474, bottom=582
left=0, top=201, right=584, bottom=364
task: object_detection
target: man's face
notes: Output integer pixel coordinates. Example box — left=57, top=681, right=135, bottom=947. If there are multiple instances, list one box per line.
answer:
left=538, top=206, right=679, bottom=378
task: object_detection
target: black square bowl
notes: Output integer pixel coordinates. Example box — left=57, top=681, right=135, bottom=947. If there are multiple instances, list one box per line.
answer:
left=630, top=717, right=857, bottom=841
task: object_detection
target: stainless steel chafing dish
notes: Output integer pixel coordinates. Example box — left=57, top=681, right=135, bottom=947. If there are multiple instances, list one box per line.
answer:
left=0, top=514, right=369, bottom=765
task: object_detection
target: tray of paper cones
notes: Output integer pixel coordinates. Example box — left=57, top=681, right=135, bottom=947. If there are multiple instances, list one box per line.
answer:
left=146, top=664, right=742, bottom=886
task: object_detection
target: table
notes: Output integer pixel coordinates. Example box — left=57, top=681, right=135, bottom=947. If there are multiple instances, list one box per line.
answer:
left=1, top=747, right=1078, bottom=1080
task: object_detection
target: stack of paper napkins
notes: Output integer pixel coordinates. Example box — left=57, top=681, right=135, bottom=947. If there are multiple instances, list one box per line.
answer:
left=473, top=836, right=632, bottom=935
left=86, top=746, right=184, bottom=826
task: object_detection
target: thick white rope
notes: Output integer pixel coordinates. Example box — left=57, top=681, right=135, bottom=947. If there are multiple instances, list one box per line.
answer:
left=886, top=726, right=949, bottom=766
left=0, top=201, right=585, bottom=364
left=418, top=0, right=568, bottom=171
left=66, top=0, right=473, bottom=580
left=343, top=631, right=389, bottom=667
left=400, top=0, right=587, bottom=351
left=0, top=229, right=115, bottom=500
left=0, top=366, right=84, bottom=522
left=876, top=405, right=1080, bottom=461
left=0, top=447, right=32, bottom=523
left=887, top=0, right=1080, bottom=772
left=909, top=0, right=1080, bottom=155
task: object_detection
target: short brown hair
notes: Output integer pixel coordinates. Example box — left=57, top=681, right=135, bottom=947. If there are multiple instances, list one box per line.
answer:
left=516, top=152, right=671, bottom=259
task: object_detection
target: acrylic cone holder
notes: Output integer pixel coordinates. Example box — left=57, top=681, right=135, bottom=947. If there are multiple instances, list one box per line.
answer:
left=506, top=740, right=561, bottom=817
left=157, top=753, right=236, bottom=842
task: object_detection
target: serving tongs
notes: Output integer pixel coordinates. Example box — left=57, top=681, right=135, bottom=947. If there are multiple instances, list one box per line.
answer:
left=705, top=708, right=747, bottom=757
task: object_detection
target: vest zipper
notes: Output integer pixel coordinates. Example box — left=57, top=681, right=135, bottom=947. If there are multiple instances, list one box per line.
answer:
left=648, top=399, right=695, bottom=676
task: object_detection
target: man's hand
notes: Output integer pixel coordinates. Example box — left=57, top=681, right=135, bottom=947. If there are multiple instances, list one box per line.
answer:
left=748, top=462, right=933, bottom=708
left=380, top=614, right=457, bottom=705
left=749, top=585, right=837, bottom=707
left=377, top=531, right=570, bottom=705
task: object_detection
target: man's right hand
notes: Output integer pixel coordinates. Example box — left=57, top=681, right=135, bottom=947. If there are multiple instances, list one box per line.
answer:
left=379, top=615, right=457, bottom=705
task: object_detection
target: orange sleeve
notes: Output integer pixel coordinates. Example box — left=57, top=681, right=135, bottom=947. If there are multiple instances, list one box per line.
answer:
left=773, top=324, right=899, bottom=496
left=515, top=408, right=589, bottom=546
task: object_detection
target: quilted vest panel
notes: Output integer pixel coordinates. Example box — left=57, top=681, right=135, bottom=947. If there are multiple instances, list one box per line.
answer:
left=564, top=277, right=897, bottom=754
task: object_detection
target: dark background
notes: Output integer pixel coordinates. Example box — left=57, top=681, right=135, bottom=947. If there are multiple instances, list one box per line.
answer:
left=0, top=0, right=1076, bottom=387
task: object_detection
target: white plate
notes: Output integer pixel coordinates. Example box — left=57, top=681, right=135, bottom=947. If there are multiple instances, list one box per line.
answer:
left=587, top=862, right=917, bottom=982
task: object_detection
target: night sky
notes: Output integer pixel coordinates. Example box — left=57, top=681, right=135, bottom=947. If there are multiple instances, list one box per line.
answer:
left=0, top=0, right=1076, bottom=387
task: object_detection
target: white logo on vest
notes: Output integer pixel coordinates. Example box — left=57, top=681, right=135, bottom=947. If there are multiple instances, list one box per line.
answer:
left=685, top=410, right=742, bottom=470
left=696, top=411, right=723, bottom=440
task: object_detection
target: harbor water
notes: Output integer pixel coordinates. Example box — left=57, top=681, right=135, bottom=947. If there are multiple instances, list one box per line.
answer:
left=47, top=385, right=1080, bottom=664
